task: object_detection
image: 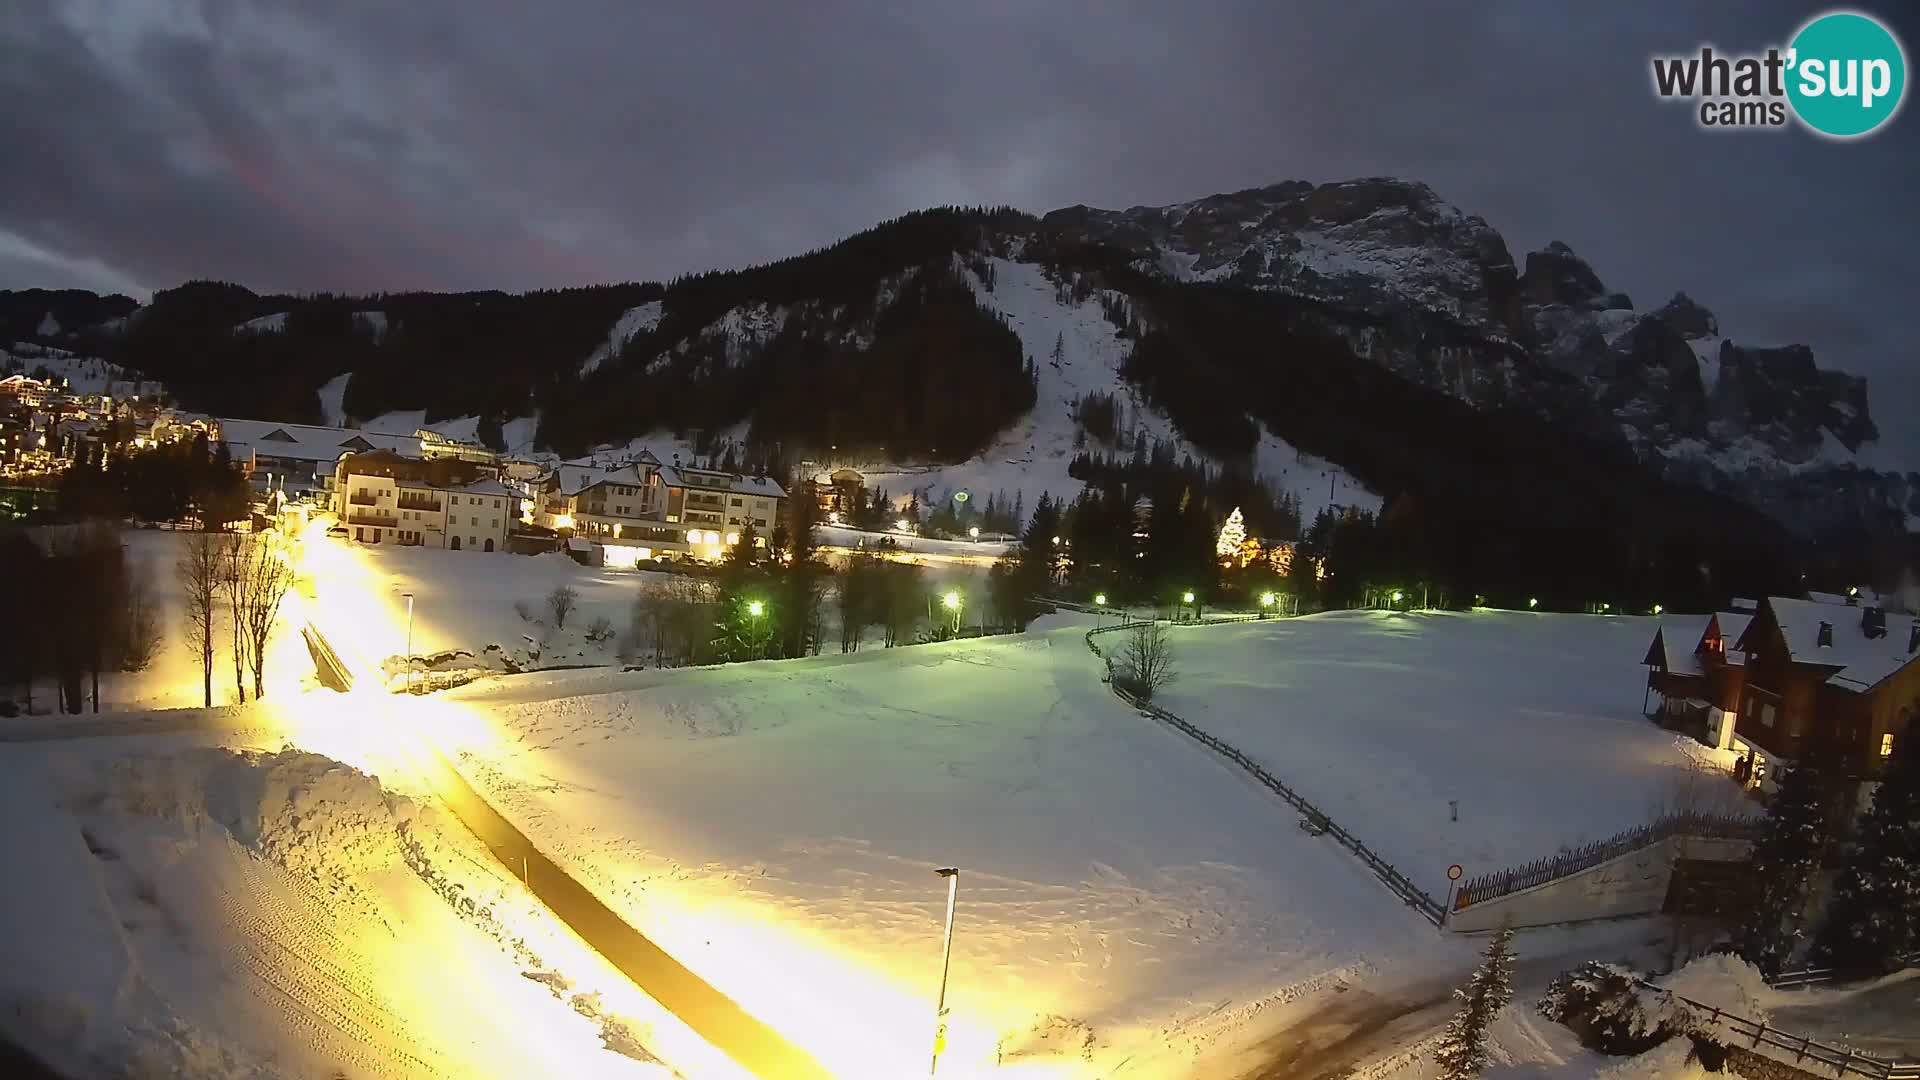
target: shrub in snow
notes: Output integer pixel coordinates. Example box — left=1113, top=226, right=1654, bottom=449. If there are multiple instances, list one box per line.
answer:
left=585, top=615, right=616, bottom=644
left=1112, top=622, right=1176, bottom=701
left=1434, top=925, right=1515, bottom=1078
left=513, top=598, right=537, bottom=624
left=1539, top=962, right=1676, bottom=1057
left=547, top=585, right=579, bottom=629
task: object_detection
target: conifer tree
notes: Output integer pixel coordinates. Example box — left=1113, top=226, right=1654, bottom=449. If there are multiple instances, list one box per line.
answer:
left=1434, top=925, right=1515, bottom=1079
left=1733, top=751, right=1835, bottom=974
left=1815, top=730, right=1919, bottom=973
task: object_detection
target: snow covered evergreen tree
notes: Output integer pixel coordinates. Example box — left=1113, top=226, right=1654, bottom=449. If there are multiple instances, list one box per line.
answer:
left=1732, top=751, right=1835, bottom=975
left=1434, top=925, right=1515, bottom=1079
left=1815, top=730, right=1919, bottom=973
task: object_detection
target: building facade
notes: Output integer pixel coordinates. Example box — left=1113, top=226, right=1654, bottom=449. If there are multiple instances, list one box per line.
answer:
left=334, top=450, right=513, bottom=552
left=531, top=453, right=786, bottom=563
left=1644, top=593, right=1917, bottom=806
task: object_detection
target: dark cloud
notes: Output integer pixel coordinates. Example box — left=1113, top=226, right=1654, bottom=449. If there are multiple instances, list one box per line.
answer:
left=3, top=1, right=1915, bottom=462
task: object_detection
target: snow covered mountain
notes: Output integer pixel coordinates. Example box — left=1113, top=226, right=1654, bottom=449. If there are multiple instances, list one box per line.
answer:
left=9, top=178, right=1913, bottom=540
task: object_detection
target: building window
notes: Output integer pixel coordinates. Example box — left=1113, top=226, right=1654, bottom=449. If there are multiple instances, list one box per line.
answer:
left=1760, top=703, right=1775, bottom=728
left=731, top=497, right=743, bottom=507
left=1884, top=732, right=1897, bottom=757
left=471, top=516, right=479, bottom=526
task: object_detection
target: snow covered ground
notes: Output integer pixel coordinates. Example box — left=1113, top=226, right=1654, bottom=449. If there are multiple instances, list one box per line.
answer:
left=297, top=536, right=684, bottom=683
left=1152, top=611, right=1749, bottom=899
left=0, top=723, right=720, bottom=1079
left=426, top=616, right=1482, bottom=1078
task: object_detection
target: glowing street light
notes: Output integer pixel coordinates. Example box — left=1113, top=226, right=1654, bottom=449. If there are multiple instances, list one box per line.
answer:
left=1182, top=591, right=1195, bottom=604
left=1528, top=597, right=1539, bottom=609
left=1094, top=593, right=1107, bottom=606
left=747, top=599, right=765, bottom=618
left=968, top=526, right=979, bottom=540
left=1051, top=535, right=1061, bottom=546
left=941, top=590, right=961, bottom=611
left=1652, top=603, right=1664, bottom=615
left=1391, top=590, right=1404, bottom=605
left=1259, top=591, right=1276, bottom=617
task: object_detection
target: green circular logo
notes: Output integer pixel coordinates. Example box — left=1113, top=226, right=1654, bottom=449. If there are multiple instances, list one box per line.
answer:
left=1787, top=11, right=1906, bottom=138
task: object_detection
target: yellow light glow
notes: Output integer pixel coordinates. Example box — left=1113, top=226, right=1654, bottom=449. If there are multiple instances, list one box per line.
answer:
left=1260, top=591, right=1275, bottom=607
left=553, top=513, right=574, bottom=531
left=747, top=600, right=764, bottom=617
left=725, top=532, right=740, bottom=546
left=1181, top=591, right=1195, bottom=604
left=942, top=591, right=960, bottom=610
left=1093, top=594, right=1106, bottom=606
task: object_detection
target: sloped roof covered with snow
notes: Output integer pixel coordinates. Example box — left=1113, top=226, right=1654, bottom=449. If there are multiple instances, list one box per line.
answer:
left=454, top=478, right=519, bottom=499
left=656, top=463, right=785, bottom=499
left=546, top=460, right=657, bottom=496
left=219, top=418, right=419, bottom=463
left=1647, top=616, right=1711, bottom=675
left=1737, top=597, right=1919, bottom=693
left=1709, top=612, right=1753, bottom=666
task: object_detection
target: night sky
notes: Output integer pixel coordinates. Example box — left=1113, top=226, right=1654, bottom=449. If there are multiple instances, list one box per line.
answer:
left=4, top=1, right=1914, bottom=465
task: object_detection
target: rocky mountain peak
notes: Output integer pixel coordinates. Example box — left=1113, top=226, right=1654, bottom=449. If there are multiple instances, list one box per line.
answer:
left=1648, top=292, right=1718, bottom=338
left=1519, top=241, right=1630, bottom=311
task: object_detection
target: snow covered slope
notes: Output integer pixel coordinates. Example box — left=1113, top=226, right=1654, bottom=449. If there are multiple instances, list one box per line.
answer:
left=579, top=301, right=662, bottom=377
left=443, top=619, right=1456, bottom=1077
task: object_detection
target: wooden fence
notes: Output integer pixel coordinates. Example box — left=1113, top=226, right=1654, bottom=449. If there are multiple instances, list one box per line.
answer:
left=1455, top=811, right=1765, bottom=909
left=1084, top=620, right=1447, bottom=925
left=1634, top=977, right=1918, bottom=1079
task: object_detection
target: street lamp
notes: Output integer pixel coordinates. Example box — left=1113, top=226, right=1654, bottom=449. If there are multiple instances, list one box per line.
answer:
left=1391, top=589, right=1404, bottom=606
left=747, top=599, right=766, bottom=658
left=942, top=590, right=961, bottom=635
left=968, top=526, right=979, bottom=540
left=748, top=599, right=764, bottom=618
left=1652, top=603, right=1663, bottom=615
left=930, top=867, right=960, bottom=1076
left=402, top=592, right=416, bottom=694
left=1528, top=597, right=1539, bottom=610
left=1260, top=591, right=1276, bottom=617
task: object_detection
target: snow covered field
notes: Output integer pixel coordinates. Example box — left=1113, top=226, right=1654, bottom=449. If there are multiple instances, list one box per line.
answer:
left=0, top=720, right=724, bottom=1079
left=1153, top=611, right=1749, bottom=898
left=430, top=617, right=1484, bottom=1077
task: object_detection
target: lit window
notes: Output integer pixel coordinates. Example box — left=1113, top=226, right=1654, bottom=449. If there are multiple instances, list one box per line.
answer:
left=1760, top=703, right=1776, bottom=728
left=1884, top=733, right=1897, bottom=757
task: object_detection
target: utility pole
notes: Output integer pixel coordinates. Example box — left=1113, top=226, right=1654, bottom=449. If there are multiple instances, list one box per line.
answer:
left=931, top=867, right=960, bottom=1075
left=403, top=592, right=416, bottom=694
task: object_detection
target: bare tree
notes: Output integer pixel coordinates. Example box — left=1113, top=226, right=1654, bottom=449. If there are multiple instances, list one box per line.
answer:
left=238, top=534, right=296, bottom=700
left=1114, top=621, right=1177, bottom=701
left=218, top=534, right=247, bottom=703
left=119, top=559, right=161, bottom=673
left=177, top=531, right=222, bottom=708
left=547, top=585, right=579, bottom=630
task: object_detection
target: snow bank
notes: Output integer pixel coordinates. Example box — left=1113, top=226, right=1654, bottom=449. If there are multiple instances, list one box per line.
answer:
left=1653, top=954, right=1769, bottom=1023
left=105, top=747, right=415, bottom=883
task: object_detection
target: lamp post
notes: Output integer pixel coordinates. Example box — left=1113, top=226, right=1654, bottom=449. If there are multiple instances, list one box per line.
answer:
left=747, top=599, right=765, bottom=658
left=402, top=592, right=416, bottom=694
left=1259, top=591, right=1276, bottom=618
left=930, top=867, right=960, bottom=1076
left=942, top=590, right=961, bottom=637
left=1093, top=593, right=1107, bottom=627
left=1181, top=590, right=1195, bottom=622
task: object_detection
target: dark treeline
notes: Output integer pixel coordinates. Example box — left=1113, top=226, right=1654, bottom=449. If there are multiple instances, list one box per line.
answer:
left=58, top=434, right=250, bottom=528
left=0, top=289, right=139, bottom=343
left=0, top=524, right=159, bottom=715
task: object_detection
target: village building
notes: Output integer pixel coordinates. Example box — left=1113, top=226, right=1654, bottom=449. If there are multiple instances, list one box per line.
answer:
left=332, top=449, right=514, bottom=552
left=528, top=453, right=785, bottom=565
left=215, top=419, right=423, bottom=500
left=1644, top=593, right=1917, bottom=807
